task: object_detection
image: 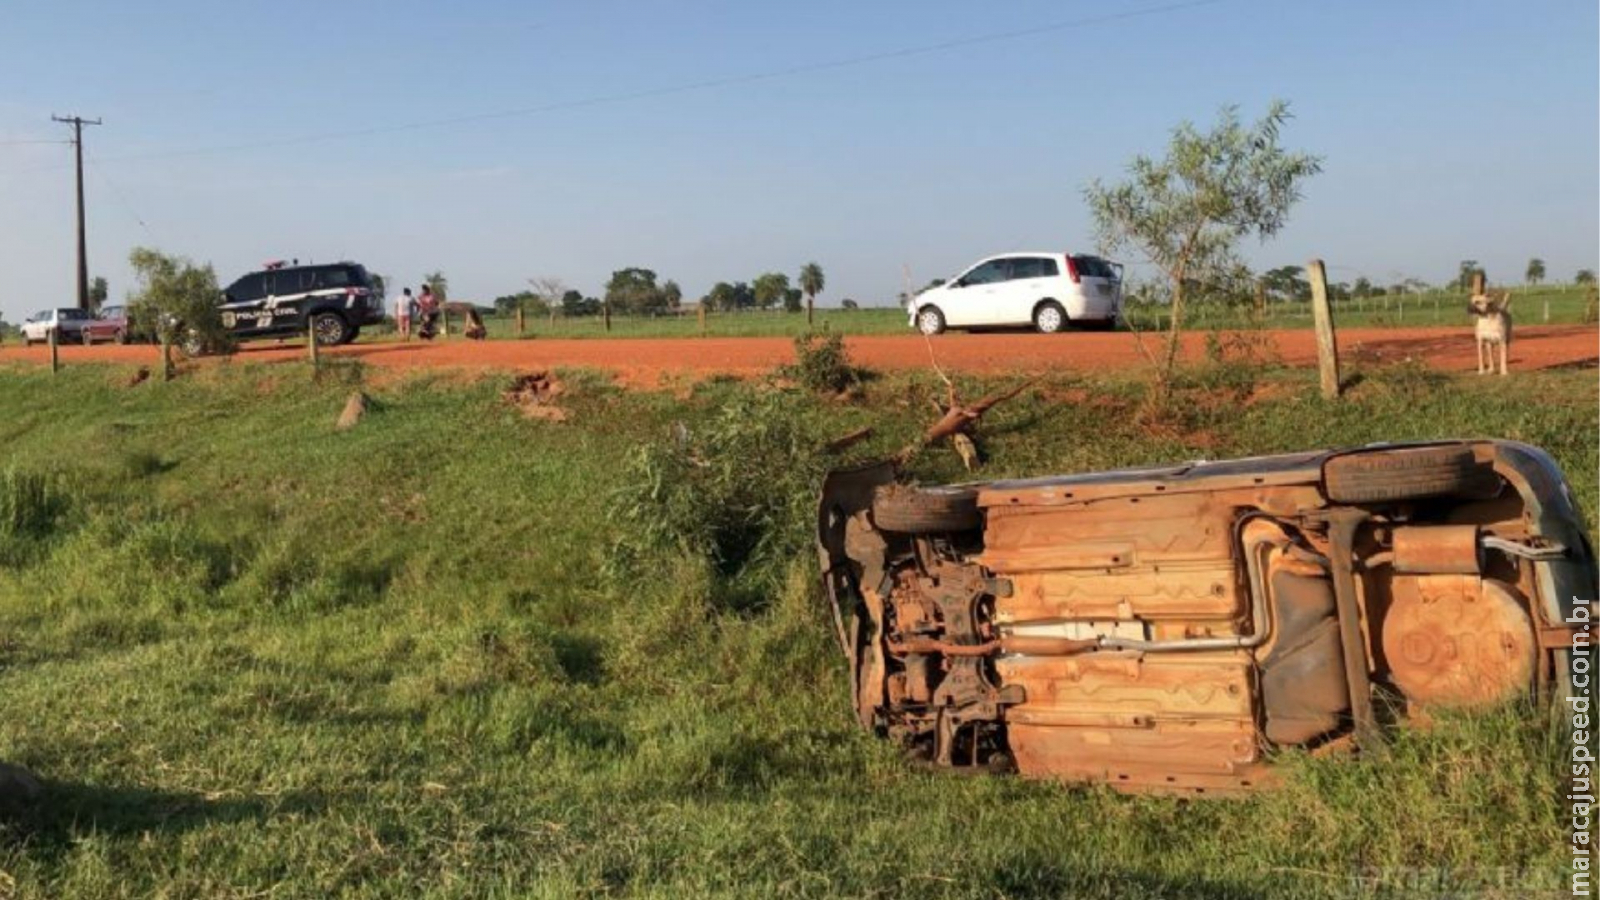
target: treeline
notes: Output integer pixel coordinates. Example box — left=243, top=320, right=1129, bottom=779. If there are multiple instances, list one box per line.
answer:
left=491, top=262, right=834, bottom=317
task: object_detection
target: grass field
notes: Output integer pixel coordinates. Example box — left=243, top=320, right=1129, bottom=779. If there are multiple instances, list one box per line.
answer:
left=0, top=353, right=1595, bottom=898
left=424, top=284, right=1596, bottom=342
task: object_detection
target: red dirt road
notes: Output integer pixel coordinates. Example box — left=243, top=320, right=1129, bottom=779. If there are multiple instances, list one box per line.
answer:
left=2, top=325, right=1594, bottom=384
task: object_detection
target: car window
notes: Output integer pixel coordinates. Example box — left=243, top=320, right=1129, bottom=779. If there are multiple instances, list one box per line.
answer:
left=269, top=270, right=307, bottom=295
left=312, top=266, right=355, bottom=289
left=58, top=308, right=90, bottom=320
left=226, top=274, right=266, bottom=303
left=1009, top=257, right=1058, bottom=280
left=960, top=260, right=1009, bottom=286
left=100, top=306, right=124, bottom=318
left=1071, top=255, right=1118, bottom=279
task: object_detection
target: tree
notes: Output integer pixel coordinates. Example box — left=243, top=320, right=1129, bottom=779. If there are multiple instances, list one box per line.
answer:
left=840, top=298, right=859, bottom=311
left=494, top=291, right=548, bottom=317
left=560, top=290, right=601, bottom=317
left=782, top=287, right=803, bottom=313
left=1577, top=269, right=1597, bottom=286
left=527, top=277, right=568, bottom=318
left=1525, top=258, right=1545, bottom=286
left=1085, top=101, right=1321, bottom=396
left=704, top=281, right=755, bottom=312
left=126, top=247, right=226, bottom=351
left=1261, top=265, right=1309, bottom=302
left=798, top=261, right=825, bottom=324
left=1352, top=276, right=1373, bottom=299
left=1455, top=260, right=1483, bottom=293
left=606, top=268, right=675, bottom=315
left=89, top=276, right=109, bottom=311
left=423, top=271, right=449, bottom=303
left=752, top=272, right=790, bottom=310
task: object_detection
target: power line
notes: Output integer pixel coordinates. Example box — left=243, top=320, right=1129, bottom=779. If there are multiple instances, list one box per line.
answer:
left=86, top=152, right=161, bottom=244
left=0, top=139, right=70, bottom=146
left=87, top=0, right=1223, bottom=166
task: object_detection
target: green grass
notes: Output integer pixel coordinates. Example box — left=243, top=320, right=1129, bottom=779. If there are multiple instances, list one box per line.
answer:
left=374, top=284, right=1592, bottom=343
left=0, top=356, right=1594, bottom=898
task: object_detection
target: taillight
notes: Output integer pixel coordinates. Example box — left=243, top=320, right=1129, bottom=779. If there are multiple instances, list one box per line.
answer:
left=1064, top=255, right=1081, bottom=284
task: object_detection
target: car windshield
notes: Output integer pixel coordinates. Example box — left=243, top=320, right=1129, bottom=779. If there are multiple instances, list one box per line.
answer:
left=57, top=308, right=90, bottom=320
left=99, top=306, right=124, bottom=318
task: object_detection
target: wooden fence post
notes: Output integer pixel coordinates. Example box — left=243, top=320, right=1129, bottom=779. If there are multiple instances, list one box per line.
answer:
left=307, top=322, right=321, bottom=372
left=1542, top=296, right=1550, bottom=323
left=516, top=306, right=526, bottom=337
left=159, top=331, right=174, bottom=381
left=1470, top=271, right=1486, bottom=296
left=603, top=300, right=612, bottom=333
left=48, top=327, right=59, bottom=374
left=1307, top=259, right=1341, bottom=399
left=441, top=308, right=450, bottom=338
left=1254, top=279, right=1266, bottom=323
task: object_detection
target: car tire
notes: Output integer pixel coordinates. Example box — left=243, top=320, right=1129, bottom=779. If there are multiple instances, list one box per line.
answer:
left=1323, top=445, right=1491, bottom=503
left=915, top=306, right=947, bottom=336
left=114, top=329, right=128, bottom=345
left=310, top=312, right=351, bottom=346
left=1033, top=301, right=1068, bottom=334
left=871, top=484, right=981, bottom=534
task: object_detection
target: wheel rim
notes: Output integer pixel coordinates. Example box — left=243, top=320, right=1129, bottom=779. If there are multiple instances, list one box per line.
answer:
left=1037, top=306, right=1063, bottom=333
left=918, top=310, right=941, bottom=334
left=313, top=315, right=345, bottom=345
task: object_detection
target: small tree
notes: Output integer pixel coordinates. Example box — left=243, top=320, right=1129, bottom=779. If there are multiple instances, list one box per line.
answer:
left=1084, top=101, right=1321, bottom=398
left=1455, top=260, right=1483, bottom=293
left=840, top=298, right=859, bottom=311
left=1525, top=257, right=1545, bottom=286
left=423, top=271, right=449, bottom=303
left=661, top=279, right=683, bottom=309
left=126, top=247, right=227, bottom=353
left=88, top=276, right=109, bottom=312
left=1576, top=269, right=1597, bottom=286
left=798, top=261, right=825, bottom=324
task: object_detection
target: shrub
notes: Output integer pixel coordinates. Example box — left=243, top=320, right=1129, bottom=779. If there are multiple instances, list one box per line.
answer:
left=608, top=391, right=829, bottom=594
left=789, top=332, right=859, bottom=394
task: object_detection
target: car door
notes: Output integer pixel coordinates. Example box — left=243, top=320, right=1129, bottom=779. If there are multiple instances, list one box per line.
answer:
left=1003, top=257, right=1055, bottom=323
left=942, top=259, right=1010, bottom=327
left=263, top=269, right=309, bottom=334
left=220, top=273, right=268, bottom=336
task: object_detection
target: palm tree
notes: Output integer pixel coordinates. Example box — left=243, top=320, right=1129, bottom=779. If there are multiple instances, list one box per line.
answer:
left=798, top=262, right=825, bottom=326
left=1525, top=258, right=1545, bottom=286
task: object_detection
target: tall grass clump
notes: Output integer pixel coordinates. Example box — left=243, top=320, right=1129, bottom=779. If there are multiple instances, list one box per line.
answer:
left=0, top=467, right=69, bottom=544
left=608, top=391, right=832, bottom=594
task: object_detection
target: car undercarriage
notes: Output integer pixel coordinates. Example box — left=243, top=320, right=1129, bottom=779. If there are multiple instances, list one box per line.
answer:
left=817, top=442, right=1595, bottom=794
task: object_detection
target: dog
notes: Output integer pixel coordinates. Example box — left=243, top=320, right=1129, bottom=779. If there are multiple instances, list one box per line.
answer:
left=1467, top=290, right=1512, bottom=375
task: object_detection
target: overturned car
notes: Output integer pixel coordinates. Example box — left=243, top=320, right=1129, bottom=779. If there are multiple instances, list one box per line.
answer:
left=817, top=442, right=1595, bottom=794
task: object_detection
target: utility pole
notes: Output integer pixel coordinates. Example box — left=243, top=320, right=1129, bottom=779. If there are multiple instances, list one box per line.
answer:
left=52, top=114, right=102, bottom=311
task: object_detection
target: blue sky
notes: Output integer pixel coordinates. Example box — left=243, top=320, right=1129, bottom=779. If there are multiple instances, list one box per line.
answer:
left=1, top=0, right=1595, bottom=320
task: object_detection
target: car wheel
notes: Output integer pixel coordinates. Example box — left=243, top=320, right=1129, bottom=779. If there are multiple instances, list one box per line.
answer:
left=915, top=306, right=947, bottom=336
left=310, top=312, right=351, bottom=347
left=1323, top=445, right=1493, bottom=503
left=871, top=484, right=981, bottom=534
left=1033, top=301, right=1067, bottom=334
left=114, top=329, right=128, bottom=345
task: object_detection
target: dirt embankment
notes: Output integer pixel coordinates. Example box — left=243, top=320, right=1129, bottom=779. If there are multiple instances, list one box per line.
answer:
left=2, top=325, right=1593, bottom=385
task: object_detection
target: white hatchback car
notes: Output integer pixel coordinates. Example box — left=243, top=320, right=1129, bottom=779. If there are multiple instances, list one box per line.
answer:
left=908, top=252, right=1122, bottom=335
left=20, top=308, right=94, bottom=346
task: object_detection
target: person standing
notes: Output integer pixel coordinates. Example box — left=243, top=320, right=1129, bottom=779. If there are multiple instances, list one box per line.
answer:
left=416, top=284, right=440, bottom=340
left=395, top=287, right=416, bottom=340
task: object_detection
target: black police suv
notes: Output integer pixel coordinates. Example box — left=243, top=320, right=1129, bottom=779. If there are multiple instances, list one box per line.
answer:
left=215, top=260, right=385, bottom=349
